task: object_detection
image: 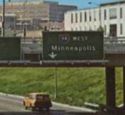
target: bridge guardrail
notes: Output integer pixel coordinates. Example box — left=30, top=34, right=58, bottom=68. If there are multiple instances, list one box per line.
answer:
left=104, top=37, right=125, bottom=44
left=20, top=37, right=125, bottom=54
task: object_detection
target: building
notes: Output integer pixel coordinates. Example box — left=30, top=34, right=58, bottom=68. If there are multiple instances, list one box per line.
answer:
left=0, top=13, right=16, bottom=36
left=64, top=1, right=125, bottom=38
left=0, top=1, right=77, bottom=31
left=0, top=13, right=16, bottom=29
left=10, top=0, right=44, bottom=3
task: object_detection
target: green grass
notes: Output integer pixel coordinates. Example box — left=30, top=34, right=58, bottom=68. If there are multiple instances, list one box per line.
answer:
left=0, top=67, right=123, bottom=106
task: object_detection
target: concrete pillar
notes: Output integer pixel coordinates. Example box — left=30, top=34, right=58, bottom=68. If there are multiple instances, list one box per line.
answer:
left=123, top=67, right=125, bottom=109
left=105, top=67, right=116, bottom=111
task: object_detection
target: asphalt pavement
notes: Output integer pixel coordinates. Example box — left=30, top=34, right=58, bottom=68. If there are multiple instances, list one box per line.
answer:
left=0, top=93, right=95, bottom=115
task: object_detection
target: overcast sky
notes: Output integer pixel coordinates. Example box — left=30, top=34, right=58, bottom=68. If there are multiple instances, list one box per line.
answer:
left=0, top=0, right=121, bottom=8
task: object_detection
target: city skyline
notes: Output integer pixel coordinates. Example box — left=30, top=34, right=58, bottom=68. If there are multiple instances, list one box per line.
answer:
left=0, top=0, right=116, bottom=8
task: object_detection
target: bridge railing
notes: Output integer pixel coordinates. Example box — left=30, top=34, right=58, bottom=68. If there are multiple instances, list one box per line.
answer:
left=20, top=37, right=125, bottom=54
left=104, top=37, right=125, bottom=53
left=104, top=37, right=125, bottom=44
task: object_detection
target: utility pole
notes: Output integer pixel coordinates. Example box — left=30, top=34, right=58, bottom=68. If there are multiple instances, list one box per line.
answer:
left=2, top=0, right=5, bottom=37
left=2, top=0, right=11, bottom=37
left=23, top=0, right=27, bottom=40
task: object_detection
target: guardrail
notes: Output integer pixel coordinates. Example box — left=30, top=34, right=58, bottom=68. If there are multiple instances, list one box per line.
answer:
left=104, top=37, right=125, bottom=53
left=20, top=37, right=125, bottom=54
left=84, top=102, right=99, bottom=110
left=84, top=102, right=106, bottom=112
left=20, top=37, right=125, bottom=44
left=104, top=37, right=125, bottom=44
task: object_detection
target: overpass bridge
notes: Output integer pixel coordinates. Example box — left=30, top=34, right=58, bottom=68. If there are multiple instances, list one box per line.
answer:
left=21, top=37, right=125, bottom=66
left=21, top=37, right=125, bottom=54
left=0, top=36, right=124, bottom=115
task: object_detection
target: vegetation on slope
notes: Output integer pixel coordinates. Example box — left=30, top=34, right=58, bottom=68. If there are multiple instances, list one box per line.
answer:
left=0, top=68, right=123, bottom=106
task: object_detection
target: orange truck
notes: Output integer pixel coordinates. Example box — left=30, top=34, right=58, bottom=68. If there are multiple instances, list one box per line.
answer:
left=23, top=93, right=52, bottom=111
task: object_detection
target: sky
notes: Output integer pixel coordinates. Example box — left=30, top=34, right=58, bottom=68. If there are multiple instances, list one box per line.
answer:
left=0, top=0, right=120, bottom=9
left=47, top=0, right=114, bottom=9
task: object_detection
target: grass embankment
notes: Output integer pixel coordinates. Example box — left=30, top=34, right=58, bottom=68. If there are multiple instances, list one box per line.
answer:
left=0, top=68, right=123, bottom=106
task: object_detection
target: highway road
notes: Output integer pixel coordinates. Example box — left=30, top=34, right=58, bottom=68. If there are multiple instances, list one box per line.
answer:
left=0, top=94, right=95, bottom=115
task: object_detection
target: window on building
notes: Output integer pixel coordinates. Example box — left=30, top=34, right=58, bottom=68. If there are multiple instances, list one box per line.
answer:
left=99, top=8, right=101, bottom=21
left=75, top=13, right=78, bottom=23
left=120, top=7, right=123, bottom=19
left=71, top=13, right=73, bottom=23
left=104, top=25, right=107, bottom=35
left=109, top=8, right=117, bottom=19
left=120, top=23, right=123, bottom=35
left=94, top=10, right=96, bottom=21
left=104, top=9, right=107, bottom=20
left=80, top=12, right=82, bottom=22
left=89, top=11, right=91, bottom=21
left=84, top=12, right=87, bottom=22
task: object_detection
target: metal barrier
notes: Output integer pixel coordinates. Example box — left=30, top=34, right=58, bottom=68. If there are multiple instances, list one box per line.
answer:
left=104, top=37, right=125, bottom=44
left=20, top=37, right=125, bottom=60
left=104, top=37, right=125, bottom=53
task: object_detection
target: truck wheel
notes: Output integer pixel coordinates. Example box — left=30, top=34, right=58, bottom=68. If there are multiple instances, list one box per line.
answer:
left=46, top=107, right=50, bottom=111
left=32, top=107, right=36, bottom=111
left=38, top=107, right=42, bottom=111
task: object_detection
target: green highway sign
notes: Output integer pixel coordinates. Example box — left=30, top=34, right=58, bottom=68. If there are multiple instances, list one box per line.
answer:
left=0, top=37, right=20, bottom=60
left=43, top=31, right=104, bottom=60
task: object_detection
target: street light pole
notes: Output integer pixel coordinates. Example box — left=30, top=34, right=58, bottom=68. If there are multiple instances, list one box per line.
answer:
left=23, top=0, right=27, bottom=40
left=2, top=0, right=5, bottom=37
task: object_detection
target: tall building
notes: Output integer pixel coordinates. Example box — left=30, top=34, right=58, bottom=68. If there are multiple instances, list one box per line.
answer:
left=64, top=1, right=125, bottom=38
left=0, top=13, right=16, bottom=29
left=9, top=0, right=44, bottom=3
left=0, top=1, right=77, bottom=31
